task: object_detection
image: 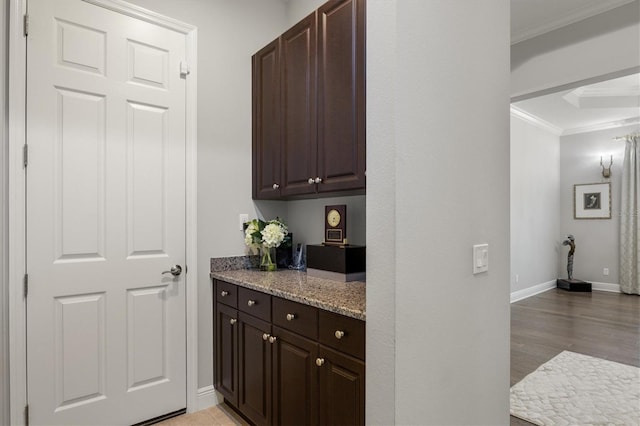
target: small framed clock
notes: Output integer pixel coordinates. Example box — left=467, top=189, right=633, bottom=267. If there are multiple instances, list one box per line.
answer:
left=325, top=204, right=347, bottom=245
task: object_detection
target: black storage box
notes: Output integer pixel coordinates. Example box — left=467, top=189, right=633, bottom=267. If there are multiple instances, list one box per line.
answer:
left=306, top=244, right=365, bottom=281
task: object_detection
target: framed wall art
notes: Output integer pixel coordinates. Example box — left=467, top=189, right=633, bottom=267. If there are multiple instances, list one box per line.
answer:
left=574, top=183, right=611, bottom=219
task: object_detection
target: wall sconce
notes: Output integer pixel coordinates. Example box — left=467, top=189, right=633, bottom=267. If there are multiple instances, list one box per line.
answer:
left=600, top=155, right=612, bottom=178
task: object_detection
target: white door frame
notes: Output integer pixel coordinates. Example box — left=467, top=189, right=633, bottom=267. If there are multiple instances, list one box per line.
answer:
left=8, top=0, right=199, bottom=423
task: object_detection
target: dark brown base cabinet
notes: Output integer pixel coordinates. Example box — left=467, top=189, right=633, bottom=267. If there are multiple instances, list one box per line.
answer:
left=213, top=279, right=365, bottom=426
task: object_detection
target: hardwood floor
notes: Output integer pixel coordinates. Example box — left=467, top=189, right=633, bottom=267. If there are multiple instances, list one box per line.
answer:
left=510, top=288, right=640, bottom=425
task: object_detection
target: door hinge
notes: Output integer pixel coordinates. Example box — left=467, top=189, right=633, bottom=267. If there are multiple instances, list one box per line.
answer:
left=23, top=274, right=29, bottom=298
left=24, top=404, right=29, bottom=426
left=180, top=60, right=190, bottom=77
left=23, top=14, right=29, bottom=37
left=23, top=144, right=28, bottom=168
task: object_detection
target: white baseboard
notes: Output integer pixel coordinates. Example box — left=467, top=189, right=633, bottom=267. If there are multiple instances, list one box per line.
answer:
left=196, top=385, right=221, bottom=412
left=510, top=280, right=556, bottom=303
left=591, top=281, right=621, bottom=293
left=511, top=280, right=622, bottom=303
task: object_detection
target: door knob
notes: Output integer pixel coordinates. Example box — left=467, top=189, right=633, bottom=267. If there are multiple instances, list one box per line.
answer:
left=162, top=265, right=182, bottom=277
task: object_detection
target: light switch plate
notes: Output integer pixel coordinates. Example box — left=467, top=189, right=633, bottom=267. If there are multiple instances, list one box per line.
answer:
left=473, top=244, right=489, bottom=274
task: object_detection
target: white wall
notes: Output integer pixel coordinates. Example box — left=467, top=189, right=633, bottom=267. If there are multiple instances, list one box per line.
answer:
left=368, top=1, right=511, bottom=424
left=121, top=0, right=289, bottom=389
left=365, top=1, right=396, bottom=423
left=559, top=125, right=634, bottom=286
left=285, top=0, right=326, bottom=25
left=511, top=0, right=640, bottom=99
left=510, top=115, right=561, bottom=294
left=0, top=0, right=9, bottom=423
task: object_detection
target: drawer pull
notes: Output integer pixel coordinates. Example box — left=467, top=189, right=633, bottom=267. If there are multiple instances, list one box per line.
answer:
left=229, top=318, right=237, bottom=325
left=286, top=313, right=296, bottom=321
left=262, top=333, right=270, bottom=341
left=315, top=358, right=325, bottom=367
left=220, top=291, right=229, bottom=297
left=247, top=300, right=256, bottom=307
left=334, top=330, right=345, bottom=339
left=268, top=336, right=277, bottom=344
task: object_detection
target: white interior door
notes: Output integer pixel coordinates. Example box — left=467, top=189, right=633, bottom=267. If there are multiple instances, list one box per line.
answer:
left=26, top=1, right=187, bottom=424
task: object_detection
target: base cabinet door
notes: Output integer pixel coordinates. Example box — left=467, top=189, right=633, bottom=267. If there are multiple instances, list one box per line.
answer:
left=215, top=303, right=239, bottom=406
left=272, top=327, right=319, bottom=426
left=238, top=313, right=272, bottom=426
left=318, top=345, right=365, bottom=426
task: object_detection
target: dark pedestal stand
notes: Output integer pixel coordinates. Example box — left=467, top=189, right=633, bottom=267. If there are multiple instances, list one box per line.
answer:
left=557, top=278, right=592, bottom=292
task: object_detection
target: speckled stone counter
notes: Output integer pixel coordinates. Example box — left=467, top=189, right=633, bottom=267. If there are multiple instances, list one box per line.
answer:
left=210, top=269, right=366, bottom=321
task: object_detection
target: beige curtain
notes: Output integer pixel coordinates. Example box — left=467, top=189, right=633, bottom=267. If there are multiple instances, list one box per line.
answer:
left=620, top=135, right=640, bottom=295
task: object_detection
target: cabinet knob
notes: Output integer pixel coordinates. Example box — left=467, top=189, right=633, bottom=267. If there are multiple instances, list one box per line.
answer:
left=286, top=313, right=296, bottom=321
left=314, top=177, right=323, bottom=184
left=220, top=291, right=229, bottom=297
left=334, top=330, right=345, bottom=339
left=262, top=333, right=270, bottom=341
left=315, top=358, right=325, bottom=367
left=308, top=178, right=315, bottom=184
left=268, top=336, right=277, bottom=344
left=247, top=300, right=256, bottom=307
left=272, top=183, right=280, bottom=189
left=229, top=318, right=237, bottom=325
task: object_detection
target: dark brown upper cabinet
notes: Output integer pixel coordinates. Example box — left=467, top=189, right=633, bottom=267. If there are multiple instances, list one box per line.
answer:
left=316, top=0, right=366, bottom=194
left=252, top=38, right=281, bottom=200
left=280, top=13, right=318, bottom=198
left=252, top=0, right=366, bottom=200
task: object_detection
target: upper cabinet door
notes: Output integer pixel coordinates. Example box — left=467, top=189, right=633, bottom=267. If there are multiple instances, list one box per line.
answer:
left=317, top=0, right=366, bottom=193
left=252, top=39, right=282, bottom=199
left=280, top=13, right=318, bottom=198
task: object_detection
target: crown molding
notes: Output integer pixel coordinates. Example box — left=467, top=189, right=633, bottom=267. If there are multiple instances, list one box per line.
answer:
left=511, top=0, right=636, bottom=45
left=510, top=105, right=562, bottom=135
left=562, top=116, right=640, bottom=136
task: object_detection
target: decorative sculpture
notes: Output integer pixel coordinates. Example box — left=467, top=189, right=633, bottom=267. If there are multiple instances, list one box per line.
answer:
left=557, top=234, right=591, bottom=292
left=562, top=234, right=575, bottom=280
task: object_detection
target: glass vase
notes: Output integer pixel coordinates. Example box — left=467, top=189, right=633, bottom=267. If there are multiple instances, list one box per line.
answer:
left=260, top=246, right=277, bottom=271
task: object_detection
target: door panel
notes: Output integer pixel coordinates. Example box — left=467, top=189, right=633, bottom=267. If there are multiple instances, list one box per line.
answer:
left=318, top=346, right=365, bottom=426
left=252, top=39, right=281, bottom=199
left=317, top=0, right=366, bottom=192
left=272, top=326, right=319, bottom=426
left=54, top=88, right=106, bottom=262
left=27, top=1, right=187, bottom=424
left=216, top=303, right=239, bottom=406
left=54, top=293, right=107, bottom=410
left=126, top=286, right=170, bottom=390
left=280, top=13, right=317, bottom=197
left=238, top=313, right=272, bottom=426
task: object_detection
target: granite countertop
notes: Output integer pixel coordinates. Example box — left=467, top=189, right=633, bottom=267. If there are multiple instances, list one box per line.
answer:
left=210, top=269, right=366, bottom=321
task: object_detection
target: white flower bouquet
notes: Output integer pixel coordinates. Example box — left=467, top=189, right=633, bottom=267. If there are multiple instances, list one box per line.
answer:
left=244, top=218, right=289, bottom=271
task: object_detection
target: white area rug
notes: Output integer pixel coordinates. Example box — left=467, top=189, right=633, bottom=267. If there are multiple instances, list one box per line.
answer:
left=510, top=351, right=640, bottom=425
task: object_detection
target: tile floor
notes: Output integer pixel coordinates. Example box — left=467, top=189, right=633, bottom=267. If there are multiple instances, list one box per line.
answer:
left=155, top=404, right=249, bottom=426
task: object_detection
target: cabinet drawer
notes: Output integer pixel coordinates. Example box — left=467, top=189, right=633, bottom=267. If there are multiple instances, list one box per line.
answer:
left=272, top=297, right=318, bottom=340
left=319, top=310, right=365, bottom=360
left=238, top=287, right=271, bottom=321
left=216, top=280, right=238, bottom=308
